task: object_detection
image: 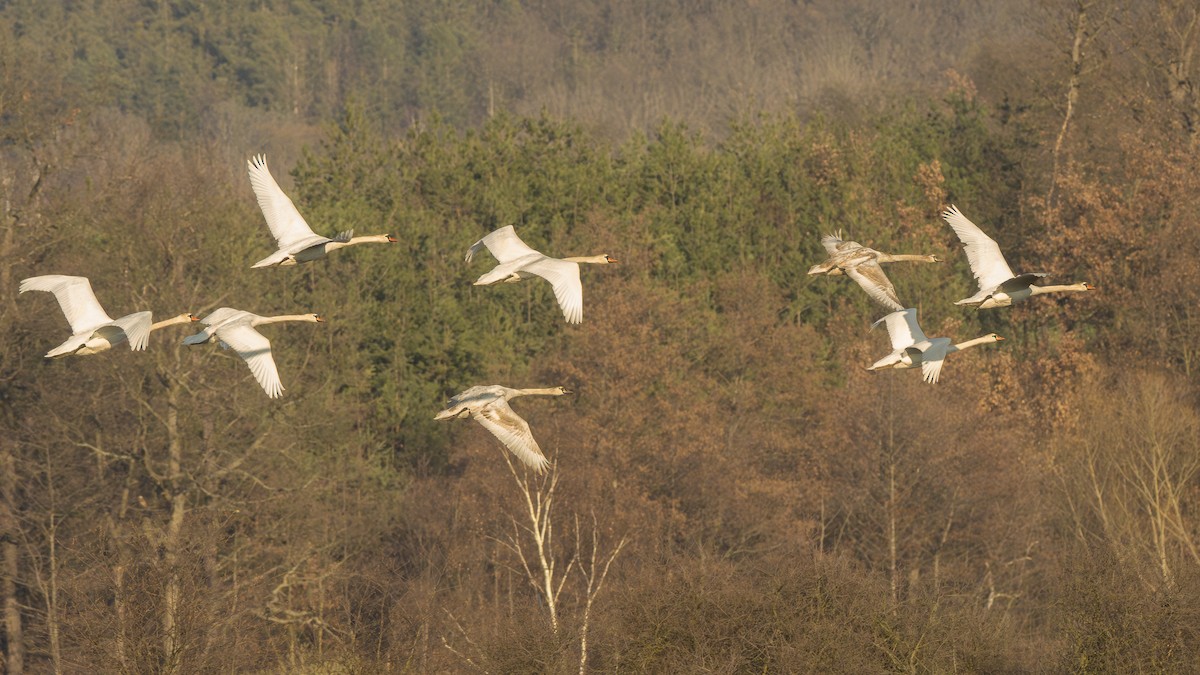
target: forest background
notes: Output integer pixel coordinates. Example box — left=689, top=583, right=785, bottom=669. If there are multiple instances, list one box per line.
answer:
left=1, top=0, right=1199, bottom=672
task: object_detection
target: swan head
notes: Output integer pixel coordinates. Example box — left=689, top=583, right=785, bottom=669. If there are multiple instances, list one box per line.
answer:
left=311, top=314, right=326, bottom=323
left=929, top=254, right=942, bottom=263
left=555, top=386, right=574, bottom=395
left=1082, top=282, right=1095, bottom=291
left=189, top=313, right=200, bottom=322
left=603, top=255, right=618, bottom=264
left=386, top=234, right=398, bottom=243
left=989, top=334, right=1005, bottom=342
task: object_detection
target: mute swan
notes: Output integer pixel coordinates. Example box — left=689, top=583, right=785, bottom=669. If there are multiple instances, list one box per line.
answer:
left=434, top=385, right=574, bottom=472
left=942, top=205, right=1094, bottom=309
left=466, top=226, right=617, bottom=324
left=184, top=308, right=324, bottom=398
left=247, top=154, right=397, bottom=267
left=867, top=308, right=1003, bottom=384
left=808, top=232, right=941, bottom=311
left=19, top=275, right=198, bottom=358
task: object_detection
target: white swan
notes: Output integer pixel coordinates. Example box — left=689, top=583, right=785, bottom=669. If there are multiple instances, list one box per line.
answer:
left=942, top=205, right=1093, bottom=309
left=808, top=232, right=941, bottom=311
left=434, top=384, right=573, bottom=472
left=867, top=308, right=1003, bottom=384
left=184, top=308, right=324, bottom=398
left=19, top=275, right=198, bottom=358
left=466, top=226, right=617, bottom=324
left=247, top=154, right=397, bottom=267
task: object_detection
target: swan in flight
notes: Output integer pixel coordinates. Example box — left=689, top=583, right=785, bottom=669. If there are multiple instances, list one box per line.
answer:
left=867, top=308, right=1003, bottom=384
left=434, top=384, right=574, bottom=472
left=20, top=275, right=198, bottom=358
left=942, top=205, right=1093, bottom=309
left=808, top=232, right=940, bottom=311
left=466, top=226, right=617, bottom=324
left=247, top=154, right=397, bottom=267
left=184, top=308, right=324, bottom=398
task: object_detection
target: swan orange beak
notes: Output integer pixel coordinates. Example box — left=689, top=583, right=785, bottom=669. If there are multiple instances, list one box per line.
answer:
left=189, top=314, right=200, bottom=321
left=606, top=256, right=619, bottom=264
left=387, top=234, right=398, bottom=243
left=315, top=314, right=326, bottom=322
left=1084, top=282, right=1095, bottom=290
left=995, top=335, right=1006, bottom=341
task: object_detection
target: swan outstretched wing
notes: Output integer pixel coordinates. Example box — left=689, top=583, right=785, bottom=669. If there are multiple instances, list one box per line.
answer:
left=248, top=155, right=319, bottom=250
left=919, top=339, right=951, bottom=384
left=467, top=225, right=541, bottom=264
left=472, top=399, right=550, bottom=473
left=522, top=257, right=584, bottom=324
left=110, top=311, right=153, bottom=351
left=942, top=206, right=1016, bottom=292
left=873, top=308, right=928, bottom=351
left=20, top=275, right=114, bottom=334
left=213, top=322, right=283, bottom=398
left=845, top=261, right=904, bottom=311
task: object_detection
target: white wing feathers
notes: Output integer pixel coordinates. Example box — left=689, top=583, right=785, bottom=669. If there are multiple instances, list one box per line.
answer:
left=942, top=205, right=1015, bottom=292
left=919, top=339, right=951, bottom=384
left=19, top=275, right=114, bottom=334
left=472, top=400, right=550, bottom=473
left=110, top=311, right=153, bottom=351
left=210, top=322, right=284, bottom=399
left=247, top=154, right=319, bottom=250
left=523, top=258, right=584, bottom=324
left=873, top=308, right=927, bottom=351
left=468, top=225, right=541, bottom=264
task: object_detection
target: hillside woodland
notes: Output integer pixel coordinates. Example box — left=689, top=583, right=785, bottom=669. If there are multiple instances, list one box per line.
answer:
left=2, top=0, right=1200, bottom=671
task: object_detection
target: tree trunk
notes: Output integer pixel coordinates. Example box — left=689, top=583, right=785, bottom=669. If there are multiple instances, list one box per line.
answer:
left=1, top=448, right=22, bottom=675
left=162, top=377, right=187, bottom=671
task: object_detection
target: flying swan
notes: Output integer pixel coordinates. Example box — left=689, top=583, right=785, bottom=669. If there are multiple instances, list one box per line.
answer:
left=942, top=205, right=1093, bottom=309
left=434, top=385, right=574, bottom=472
left=808, top=232, right=940, bottom=311
left=867, top=308, right=1004, bottom=384
left=466, top=226, right=617, bottom=324
left=247, top=154, right=397, bottom=267
left=184, top=308, right=324, bottom=398
left=20, top=275, right=198, bottom=358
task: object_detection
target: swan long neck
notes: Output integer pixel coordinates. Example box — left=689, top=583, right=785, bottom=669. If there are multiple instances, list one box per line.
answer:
left=1029, top=283, right=1091, bottom=295
left=509, top=387, right=567, bottom=397
left=253, top=314, right=318, bottom=326
left=950, top=335, right=997, bottom=353
left=561, top=255, right=611, bottom=264
left=150, top=314, right=196, bottom=331
left=328, top=234, right=394, bottom=250
left=876, top=253, right=938, bottom=263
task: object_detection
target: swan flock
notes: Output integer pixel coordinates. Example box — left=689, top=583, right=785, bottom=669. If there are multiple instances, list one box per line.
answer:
left=19, top=152, right=1094, bottom=469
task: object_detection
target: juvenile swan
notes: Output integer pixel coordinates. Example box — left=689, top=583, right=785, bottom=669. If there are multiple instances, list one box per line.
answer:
left=867, top=308, right=1003, bottom=384
left=942, top=205, right=1093, bottom=309
left=184, top=308, right=324, bottom=398
left=466, top=226, right=617, bottom=324
left=435, top=385, right=573, bottom=472
left=20, top=275, right=197, bottom=358
left=247, top=154, right=396, bottom=267
left=807, top=232, right=940, bottom=311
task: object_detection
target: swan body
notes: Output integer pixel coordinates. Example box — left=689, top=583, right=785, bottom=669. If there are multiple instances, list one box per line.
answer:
left=466, top=226, right=617, bottom=324
left=184, top=308, right=324, bottom=398
left=808, top=232, right=940, bottom=311
left=19, top=275, right=196, bottom=358
left=247, top=154, right=396, bottom=268
left=867, top=308, right=1003, bottom=384
left=434, top=384, right=573, bottom=472
left=942, top=205, right=1094, bottom=309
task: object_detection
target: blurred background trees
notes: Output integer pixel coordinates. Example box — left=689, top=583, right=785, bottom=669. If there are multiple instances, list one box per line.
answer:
left=1, top=0, right=1198, bottom=671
